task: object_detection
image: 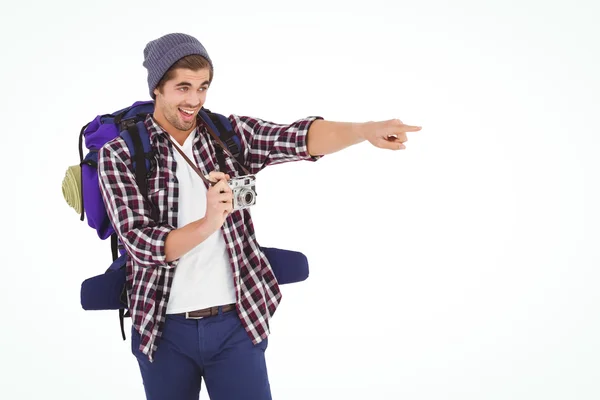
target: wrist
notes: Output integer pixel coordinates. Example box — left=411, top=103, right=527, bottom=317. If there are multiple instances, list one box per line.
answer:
left=355, top=122, right=371, bottom=141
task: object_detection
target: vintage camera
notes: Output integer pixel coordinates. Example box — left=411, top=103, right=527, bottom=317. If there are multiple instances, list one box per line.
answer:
left=228, top=174, right=257, bottom=210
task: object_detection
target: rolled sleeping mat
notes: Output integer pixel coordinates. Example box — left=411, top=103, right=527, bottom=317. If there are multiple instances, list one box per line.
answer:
left=62, top=164, right=82, bottom=214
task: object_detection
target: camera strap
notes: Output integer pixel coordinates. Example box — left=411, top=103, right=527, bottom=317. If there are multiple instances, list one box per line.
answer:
left=165, top=134, right=216, bottom=186
left=199, top=117, right=251, bottom=176
left=164, top=117, right=251, bottom=187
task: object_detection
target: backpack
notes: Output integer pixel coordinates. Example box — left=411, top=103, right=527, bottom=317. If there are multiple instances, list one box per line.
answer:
left=75, top=101, right=310, bottom=340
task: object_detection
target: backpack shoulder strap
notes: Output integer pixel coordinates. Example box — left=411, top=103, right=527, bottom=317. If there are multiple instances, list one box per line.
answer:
left=119, top=119, right=159, bottom=223
left=119, top=120, right=152, bottom=186
left=198, top=108, right=244, bottom=170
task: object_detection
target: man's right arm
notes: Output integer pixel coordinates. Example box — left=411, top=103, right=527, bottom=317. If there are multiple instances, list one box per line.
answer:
left=163, top=218, right=214, bottom=262
left=164, top=170, right=233, bottom=261
left=98, top=141, right=231, bottom=267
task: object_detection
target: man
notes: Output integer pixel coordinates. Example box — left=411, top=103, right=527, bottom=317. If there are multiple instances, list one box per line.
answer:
left=98, top=32, right=421, bottom=400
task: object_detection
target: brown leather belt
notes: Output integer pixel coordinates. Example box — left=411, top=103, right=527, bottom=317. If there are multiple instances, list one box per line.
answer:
left=179, top=303, right=236, bottom=319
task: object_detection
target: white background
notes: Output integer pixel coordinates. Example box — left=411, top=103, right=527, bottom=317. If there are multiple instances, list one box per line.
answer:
left=1, top=0, right=599, bottom=399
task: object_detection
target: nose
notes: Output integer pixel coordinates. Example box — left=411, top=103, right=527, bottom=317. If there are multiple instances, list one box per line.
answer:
left=185, top=91, right=203, bottom=108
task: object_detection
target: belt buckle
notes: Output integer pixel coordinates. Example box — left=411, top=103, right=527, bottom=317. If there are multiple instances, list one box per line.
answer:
left=185, top=311, right=204, bottom=320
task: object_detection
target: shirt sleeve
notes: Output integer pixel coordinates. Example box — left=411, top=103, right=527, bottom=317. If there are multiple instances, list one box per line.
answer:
left=228, top=114, right=325, bottom=174
left=97, top=139, right=178, bottom=269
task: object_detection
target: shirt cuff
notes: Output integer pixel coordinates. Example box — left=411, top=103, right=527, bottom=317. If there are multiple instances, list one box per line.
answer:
left=151, top=224, right=180, bottom=269
left=295, top=116, right=325, bottom=161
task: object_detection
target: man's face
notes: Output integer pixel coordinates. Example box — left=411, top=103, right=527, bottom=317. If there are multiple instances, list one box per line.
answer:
left=153, top=67, right=211, bottom=135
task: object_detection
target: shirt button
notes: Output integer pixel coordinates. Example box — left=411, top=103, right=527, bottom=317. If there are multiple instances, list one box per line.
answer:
left=170, top=207, right=177, bottom=212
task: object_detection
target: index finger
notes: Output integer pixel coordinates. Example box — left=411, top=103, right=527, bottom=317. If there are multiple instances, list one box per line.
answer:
left=207, top=171, right=227, bottom=180
left=214, top=179, right=232, bottom=193
left=399, top=124, right=422, bottom=132
left=206, top=172, right=230, bottom=186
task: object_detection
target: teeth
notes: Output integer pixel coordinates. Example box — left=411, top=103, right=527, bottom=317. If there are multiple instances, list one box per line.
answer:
left=180, top=108, right=194, bottom=115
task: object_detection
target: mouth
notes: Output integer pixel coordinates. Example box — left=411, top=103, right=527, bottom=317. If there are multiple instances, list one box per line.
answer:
left=178, top=107, right=197, bottom=122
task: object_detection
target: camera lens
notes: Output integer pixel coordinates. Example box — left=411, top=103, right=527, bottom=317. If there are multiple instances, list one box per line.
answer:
left=238, top=189, right=255, bottom=206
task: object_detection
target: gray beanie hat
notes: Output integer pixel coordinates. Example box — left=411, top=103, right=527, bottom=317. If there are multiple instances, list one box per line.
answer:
left=143, top=33, right=213, bottom=99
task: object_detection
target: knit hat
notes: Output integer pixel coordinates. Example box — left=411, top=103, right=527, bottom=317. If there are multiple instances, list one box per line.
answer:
left=142, top=33, right=213, bottom=99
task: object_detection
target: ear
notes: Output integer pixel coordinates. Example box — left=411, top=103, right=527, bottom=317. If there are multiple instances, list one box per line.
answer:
left=153, top=87, right=160, bottom=97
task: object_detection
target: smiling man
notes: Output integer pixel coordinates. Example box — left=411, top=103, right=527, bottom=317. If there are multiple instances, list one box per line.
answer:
left=97, top=32, right=421, bottom=400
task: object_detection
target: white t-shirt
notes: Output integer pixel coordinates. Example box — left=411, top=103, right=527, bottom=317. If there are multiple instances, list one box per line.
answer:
left=165, top=132, right=236, bottom=314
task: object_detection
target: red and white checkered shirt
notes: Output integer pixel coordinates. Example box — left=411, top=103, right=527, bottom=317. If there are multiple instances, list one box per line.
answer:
left=98, top=111, right=323, bottom=361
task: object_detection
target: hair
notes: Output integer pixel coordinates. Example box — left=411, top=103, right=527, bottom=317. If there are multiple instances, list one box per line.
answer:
left=155, top=54, right=213, bottom=93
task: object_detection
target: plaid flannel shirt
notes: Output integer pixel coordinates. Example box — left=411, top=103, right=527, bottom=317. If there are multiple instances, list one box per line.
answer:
left=98, top=112, right=323, bottom=361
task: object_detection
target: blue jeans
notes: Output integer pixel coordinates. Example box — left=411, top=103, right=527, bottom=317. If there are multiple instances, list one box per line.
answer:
left=131, top=307, right=271, bottom=400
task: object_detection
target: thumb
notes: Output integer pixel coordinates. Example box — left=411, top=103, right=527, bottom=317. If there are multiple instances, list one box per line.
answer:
left=376, top=137, right=405, bottom=150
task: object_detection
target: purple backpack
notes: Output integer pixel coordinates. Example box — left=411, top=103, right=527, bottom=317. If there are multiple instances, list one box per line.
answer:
left=79, top=100, right=155, bottom=241
left=77, top=101, right=310, bottom=340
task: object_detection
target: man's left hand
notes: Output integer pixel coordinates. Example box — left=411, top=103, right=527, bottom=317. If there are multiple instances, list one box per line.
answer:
left=362, top=119, right=422, bottom=150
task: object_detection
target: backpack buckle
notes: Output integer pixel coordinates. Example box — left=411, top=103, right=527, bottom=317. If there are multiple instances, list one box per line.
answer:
left=119, top=118, right=136, bottom=132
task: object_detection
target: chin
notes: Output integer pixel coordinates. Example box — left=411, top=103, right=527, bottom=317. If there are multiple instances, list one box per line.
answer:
left=177, top=120, right=195, bottom=131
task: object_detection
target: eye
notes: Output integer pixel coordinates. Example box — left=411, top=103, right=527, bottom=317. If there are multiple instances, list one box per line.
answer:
left=199, top=87, right=208, bottom=92
left=178, top=87, right=188, bottom=92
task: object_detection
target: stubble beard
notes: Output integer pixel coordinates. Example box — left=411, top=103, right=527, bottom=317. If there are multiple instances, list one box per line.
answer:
left=165, top=105, right=196, bottom=132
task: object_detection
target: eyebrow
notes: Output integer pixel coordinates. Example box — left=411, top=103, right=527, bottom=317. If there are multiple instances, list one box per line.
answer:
left=174, top=80, right=210, bottom=87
